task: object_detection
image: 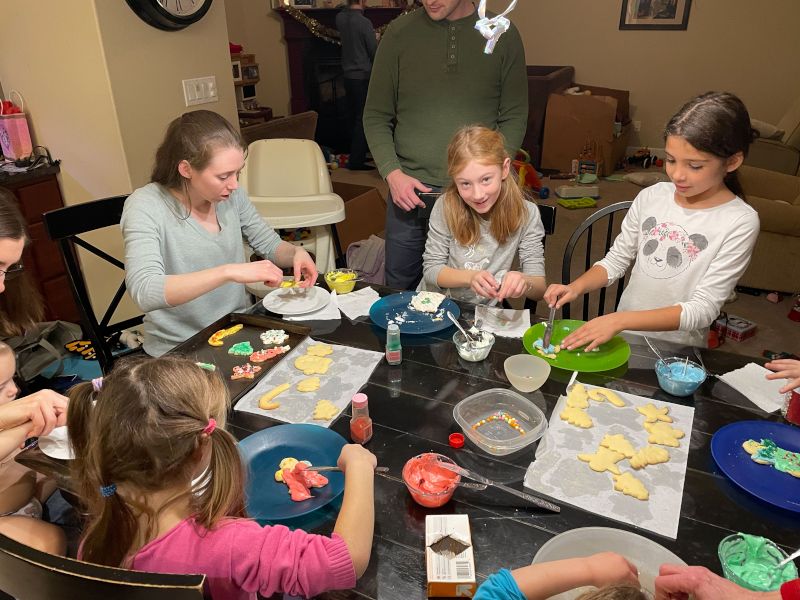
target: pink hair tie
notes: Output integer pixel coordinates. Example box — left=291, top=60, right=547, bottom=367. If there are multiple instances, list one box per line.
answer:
left=91, top=377, right=103, bottom=392
left=202, top=418, right=216, bottom=435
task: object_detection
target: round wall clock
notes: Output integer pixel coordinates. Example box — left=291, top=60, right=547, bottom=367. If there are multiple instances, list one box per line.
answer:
left=125, top=0, right=213, bottom=31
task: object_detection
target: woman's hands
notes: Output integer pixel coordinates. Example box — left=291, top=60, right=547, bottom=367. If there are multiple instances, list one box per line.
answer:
left=226, top=260, right=284, bottom=287
left=654, top=564, right=776, bottom=600
left=0, top=390, right=68, bottom=438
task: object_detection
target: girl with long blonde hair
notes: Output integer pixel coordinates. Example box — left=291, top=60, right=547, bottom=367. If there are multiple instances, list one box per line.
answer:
left=419, top=126, right=546, bottom=304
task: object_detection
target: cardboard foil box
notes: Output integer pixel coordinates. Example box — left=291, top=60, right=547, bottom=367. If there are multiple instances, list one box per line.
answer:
left=425, top=514, right=476, bottom=597
left=331, top=181, right=386, bottom=255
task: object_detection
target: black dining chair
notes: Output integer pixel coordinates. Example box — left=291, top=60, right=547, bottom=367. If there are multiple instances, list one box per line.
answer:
left=0, top=533, right=204, bottom=599
left=43, top=196, right=143, bottom=374
left=561, top=201, right=633, bottom=320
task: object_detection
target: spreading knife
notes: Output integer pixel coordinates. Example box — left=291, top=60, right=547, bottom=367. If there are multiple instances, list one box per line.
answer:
left=436, top=461, right=560, bottom=513
left=542, top=305, right=557, bottom=349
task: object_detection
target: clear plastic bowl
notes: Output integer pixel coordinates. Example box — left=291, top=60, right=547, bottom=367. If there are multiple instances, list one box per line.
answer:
left=718, top=533, right=798, bottom=591
left=402, top=453, right=460, bottom=507
left=504, top=354, right=551, bottom=393
left=655, top=357, right=707, bottom=396
left=453, top=330, right=495, bottom=362
left=324, top=269, right=358, bottom=294
left=453, top=388, right=547, bottom=456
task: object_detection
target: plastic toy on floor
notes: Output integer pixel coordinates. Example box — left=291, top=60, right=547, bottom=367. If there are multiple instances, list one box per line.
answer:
left=64, top=340, right=95, bottom=361
left=513, top=149, right=549, bottom=199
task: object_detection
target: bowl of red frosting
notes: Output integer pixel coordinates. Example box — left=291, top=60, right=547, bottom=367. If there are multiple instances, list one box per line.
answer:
left=402, top=453, right=460, bottom=507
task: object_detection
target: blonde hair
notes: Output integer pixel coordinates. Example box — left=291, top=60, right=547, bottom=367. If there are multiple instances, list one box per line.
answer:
left=68, top=356, right=246, bottom=567
left=576, top=584, right=649, bottom=600
left=443, top=126, right=527, bottom=246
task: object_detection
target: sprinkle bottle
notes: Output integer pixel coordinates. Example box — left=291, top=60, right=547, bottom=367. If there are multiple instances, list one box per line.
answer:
left=350, top=393, right=373, bottom=444
left=386, top=323, right=402, bottom=365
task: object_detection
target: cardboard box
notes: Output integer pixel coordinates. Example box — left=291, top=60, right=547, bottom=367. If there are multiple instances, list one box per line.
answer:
left=711, top=313, right=757, bottom=342
left=425, top=514, right=476, bottom=598
left=541, top=84, right=632, bottom=176
left=331, top=182, right=386, bottom=256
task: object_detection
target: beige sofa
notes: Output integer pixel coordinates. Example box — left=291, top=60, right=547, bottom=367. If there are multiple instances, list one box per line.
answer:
left=737, top=165, right=800, bottom=292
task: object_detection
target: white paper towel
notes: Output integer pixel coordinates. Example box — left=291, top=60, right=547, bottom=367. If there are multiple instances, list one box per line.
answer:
left=38, top=426, right=74, bottom=460
left=336, top=287, right=380, bottom=320
left=718, top=362, right=785, bottom=413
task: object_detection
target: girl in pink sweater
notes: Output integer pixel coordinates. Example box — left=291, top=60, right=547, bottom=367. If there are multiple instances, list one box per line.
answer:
left=68, top=356, right=376, bottom=600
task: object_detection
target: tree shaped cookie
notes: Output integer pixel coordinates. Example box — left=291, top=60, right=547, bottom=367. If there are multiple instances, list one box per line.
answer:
left=307, top=343, right=334, bottom=357
left=612, top=472, right=649, bottom=500
left=578, top=446, right=625, bottom=474
left=560, top=406, right=593, bottom=429
left=228, top=341, right=254, bottom=356
left=637, top=403, right=673, bottom=423
left=629, top=445, right=670, bottom=469
left=644, top=421, right=684, bottom=447
left=566, top=383, right=590, bottom=409
left=295, top=354, right=333, bottom=375
left=587, top=387, right=626, bottom=407
left=742, top=438, right=800, bottom=478
left=600, top=433, right=636, bottom=459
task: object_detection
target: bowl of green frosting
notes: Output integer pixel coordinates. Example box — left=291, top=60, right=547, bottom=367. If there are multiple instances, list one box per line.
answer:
left=718, top=533, right=798, bottom=591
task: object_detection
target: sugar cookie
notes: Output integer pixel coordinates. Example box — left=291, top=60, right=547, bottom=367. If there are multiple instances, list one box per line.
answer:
left=600, top=433, right=636, bottom=459
left=306, top=343, right=333, bottom=357
left=313, top=399, right=339, bottom=420
left=409, top=291, right=445, bottom=313
left=560, top=406, right=593, bottom=429
left=742, top=438, right=800, bottom=478
left=578, top=446, right=625, bottom=475
left=259, top=383, right=290, bottom=409
left=195, top=362, right=216, bottom=371
left=644, top=421, right=684, bottom=447
left=231, top=363, right=261, bottom=380
left=208, top=324, right=243, bottom=346
left=228, top=341, right=254, bottom=356
left=637, top=403, right=673, bottom=423
left=260, top=329, right=289, bottom=346
left=295, top=354, right=333, bottom=375
left=612, top=472, right=649, bottom=501
left=629, top=445, right=670, bottom=470
left=566, top=383, right=590, bottom=409
left=297, top=377, right=321, bottom=392
left=587, top=387, right=626, bottom=407
left=250, top=345, right=290, bottom=363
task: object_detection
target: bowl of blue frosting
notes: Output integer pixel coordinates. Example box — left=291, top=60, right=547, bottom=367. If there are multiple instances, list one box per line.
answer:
left=655, top=357, right=707, bottom=397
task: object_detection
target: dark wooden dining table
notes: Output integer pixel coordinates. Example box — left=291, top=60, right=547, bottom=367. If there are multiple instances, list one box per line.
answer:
left=19, top=284, right=800, bottom=599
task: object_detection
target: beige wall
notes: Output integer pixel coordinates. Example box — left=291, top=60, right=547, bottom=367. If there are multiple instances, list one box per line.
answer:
left=0, top=0, right=238, bottom=323
left=226, top=0, right=800, bottom=148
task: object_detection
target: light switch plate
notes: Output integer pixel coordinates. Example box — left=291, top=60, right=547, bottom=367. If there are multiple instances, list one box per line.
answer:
left=182, top=76, right=218, bottom=107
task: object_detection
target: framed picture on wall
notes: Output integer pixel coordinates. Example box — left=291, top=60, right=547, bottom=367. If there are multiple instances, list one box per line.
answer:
left=619, top=0, right=691, bottom=30
left=291, top=0, right=315, bottom=6
left=232, top=60, right=242, bottom=82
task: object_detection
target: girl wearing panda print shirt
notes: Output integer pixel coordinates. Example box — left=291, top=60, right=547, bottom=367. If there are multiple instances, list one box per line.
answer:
left=545, top=92, right=759, bottom=349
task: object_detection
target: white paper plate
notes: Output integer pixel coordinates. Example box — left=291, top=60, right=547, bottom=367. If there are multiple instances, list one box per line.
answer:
left=531, top=527, right=686, bottom=599
left=38, top=426, right=74, bottom=460
left=262, top=286, right=331, bottom=316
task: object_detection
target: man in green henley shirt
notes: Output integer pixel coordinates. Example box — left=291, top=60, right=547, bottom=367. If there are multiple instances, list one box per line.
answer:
left=363, top=0, right=527, bottom=290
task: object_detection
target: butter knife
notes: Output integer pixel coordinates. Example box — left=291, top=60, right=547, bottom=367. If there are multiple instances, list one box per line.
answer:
left=436, top=461, right=560, bottom=513
left=542, top=306, right=557, bottom=349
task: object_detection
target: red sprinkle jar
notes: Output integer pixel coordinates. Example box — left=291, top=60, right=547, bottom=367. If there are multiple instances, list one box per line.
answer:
left=350, top=393, right=373, bottom=444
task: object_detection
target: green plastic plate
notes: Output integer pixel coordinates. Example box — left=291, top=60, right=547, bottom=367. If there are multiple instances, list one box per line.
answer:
left=522, top=319, right=631, bottom=372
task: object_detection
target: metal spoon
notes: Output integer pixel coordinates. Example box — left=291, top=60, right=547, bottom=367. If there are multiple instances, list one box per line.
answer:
left=447, top=311, right=476, bottom=349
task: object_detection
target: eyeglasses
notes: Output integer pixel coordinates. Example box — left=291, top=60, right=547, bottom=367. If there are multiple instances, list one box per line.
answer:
left=0, top=263, right=24, bottom=280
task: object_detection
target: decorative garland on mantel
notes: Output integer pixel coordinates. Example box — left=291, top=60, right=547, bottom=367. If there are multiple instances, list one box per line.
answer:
left=279, top=4, right=419, bottom=45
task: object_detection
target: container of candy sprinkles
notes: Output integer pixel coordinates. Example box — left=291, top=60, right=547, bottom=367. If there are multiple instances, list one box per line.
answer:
left=453, top=388, right=547, bottom=456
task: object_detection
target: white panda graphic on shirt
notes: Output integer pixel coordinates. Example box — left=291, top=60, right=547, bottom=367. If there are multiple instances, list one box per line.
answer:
left=639, top=216, right=708, bottom=279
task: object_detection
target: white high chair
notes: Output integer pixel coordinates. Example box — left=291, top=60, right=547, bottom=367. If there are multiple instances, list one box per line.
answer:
left=240, top=138, right=345, bottom=296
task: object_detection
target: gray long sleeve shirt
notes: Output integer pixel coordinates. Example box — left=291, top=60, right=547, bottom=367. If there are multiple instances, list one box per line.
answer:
left=420, top=197, right=546, bottom=304
left=122, top=183, right=282, bottom=356
left=336, top=7, right=377, bottom=80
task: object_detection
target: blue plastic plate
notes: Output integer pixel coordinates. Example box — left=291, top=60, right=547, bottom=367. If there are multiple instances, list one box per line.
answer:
left=711, top=420, right=800, bottom=512
left=369, top=291, right=460, bottom=334
left=238, top=424, right=346, bottom=521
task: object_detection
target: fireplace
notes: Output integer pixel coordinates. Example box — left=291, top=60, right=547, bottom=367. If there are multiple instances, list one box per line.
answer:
left=275, top=7, right=403, bottom=153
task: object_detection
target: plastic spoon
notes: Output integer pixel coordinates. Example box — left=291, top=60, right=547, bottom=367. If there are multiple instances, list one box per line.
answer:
left=643, top=336, right=667, bottom=363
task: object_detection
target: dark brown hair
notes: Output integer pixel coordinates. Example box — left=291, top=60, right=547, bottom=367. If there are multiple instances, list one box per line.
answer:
left=150, top=110, right=246, bottom=191
left=443, top=125, right=527, bottom=246
left=69, top=356, right=246, bottom=567
left=664, top=91, right=756, bottom=199
left=576, top=584, right=649, bottom=600
left=0, top=187, right=44, bottom=336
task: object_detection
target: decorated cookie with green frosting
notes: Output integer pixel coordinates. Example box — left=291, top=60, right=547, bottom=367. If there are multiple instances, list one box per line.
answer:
left=742, top=438, right=800, bottom=478
left=228, top=341, right=255, bottom=356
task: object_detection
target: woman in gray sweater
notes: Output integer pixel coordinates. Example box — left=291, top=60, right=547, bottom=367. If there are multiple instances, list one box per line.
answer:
left=420, top=126, right=546, bottom=305
left=122, top=111, right=316, bottom=356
